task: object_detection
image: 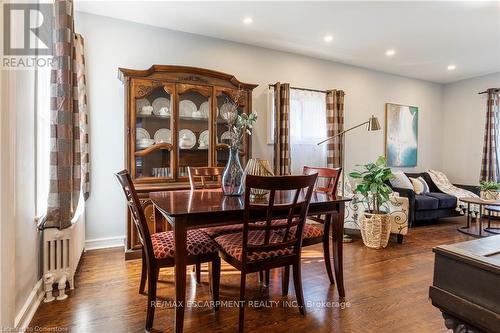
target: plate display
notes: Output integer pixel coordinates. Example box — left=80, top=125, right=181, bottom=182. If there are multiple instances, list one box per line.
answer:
left=220, top=102, right=237, bottom=122
left=179, top=129, right=196, bottom=149
left=152, top=97, right=170, bottom=116
left=136, top=98, right=151, bottom=114
left=198, top=130, right=209, bottom=148
left=199, top=102, right=219, bottom=118
left=220, top=130, right=235, bottom=143
left=154, top=128, right=171, bottom=144
left=180, top=100, right=197, bottom=117
left=136, top=128, right=150, bottom=140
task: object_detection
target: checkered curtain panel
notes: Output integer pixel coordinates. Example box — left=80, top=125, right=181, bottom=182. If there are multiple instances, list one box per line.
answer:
left=480, top=89, right=500, bottom=182
left=273, top=83, right=291, bottom=175
left=74, top=33, right=90, bottom=199
left=326, top=90, right=345, bottom=168
left=45, top=0, right=90, bottom=229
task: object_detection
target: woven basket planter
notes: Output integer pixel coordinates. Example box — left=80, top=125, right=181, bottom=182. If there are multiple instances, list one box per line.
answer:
left=360, top=212, right=391, bottom=249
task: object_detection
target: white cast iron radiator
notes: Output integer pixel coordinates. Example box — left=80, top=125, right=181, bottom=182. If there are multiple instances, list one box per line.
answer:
left=42, top=214, right=85, bottom=302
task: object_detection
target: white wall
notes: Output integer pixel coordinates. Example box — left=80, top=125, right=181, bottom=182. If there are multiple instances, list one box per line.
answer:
left=0, top=69, right=41, bottom=327
left=75, top=12, right=444, bottom=242
left=442, top=72, right=500, bottom=185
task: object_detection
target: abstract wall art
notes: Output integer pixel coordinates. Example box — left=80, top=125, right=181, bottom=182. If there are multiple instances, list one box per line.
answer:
left=385, top=103, right=418, bottom=167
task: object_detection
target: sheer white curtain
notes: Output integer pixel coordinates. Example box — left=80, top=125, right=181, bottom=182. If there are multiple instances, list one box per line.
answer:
left=289, top=89, right=327, bottom=174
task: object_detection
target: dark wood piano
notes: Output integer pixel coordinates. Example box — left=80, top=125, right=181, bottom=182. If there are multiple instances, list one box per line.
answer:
left=429, top=235, right=500, bottom=333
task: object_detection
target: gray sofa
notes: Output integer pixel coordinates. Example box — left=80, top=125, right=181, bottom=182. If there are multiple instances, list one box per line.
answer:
left=388, top=172, right=480, bottom=227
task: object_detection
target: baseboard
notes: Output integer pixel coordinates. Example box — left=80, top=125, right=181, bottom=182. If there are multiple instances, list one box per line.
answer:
left=15, top=278, right=44, bottom=330
left=85, top=236, right=125, bottom=251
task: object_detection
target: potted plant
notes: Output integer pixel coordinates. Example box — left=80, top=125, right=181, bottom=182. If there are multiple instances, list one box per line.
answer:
left=480, top=181, right=500, bottom=200
left=349, top=156, right=394, bottom=249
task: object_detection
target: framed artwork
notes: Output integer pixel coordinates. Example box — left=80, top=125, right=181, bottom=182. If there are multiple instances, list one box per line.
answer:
left=385, top=103, right=418, bottom=167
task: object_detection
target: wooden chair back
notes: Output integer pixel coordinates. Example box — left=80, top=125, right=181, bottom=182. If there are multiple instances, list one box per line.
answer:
left=242, top=173, right=318, bottom=264
left=115, top=170, right=154, bottom=259
left=303, top=166, right=342, bottom=195
left=188, top=166, right=224, bottom=190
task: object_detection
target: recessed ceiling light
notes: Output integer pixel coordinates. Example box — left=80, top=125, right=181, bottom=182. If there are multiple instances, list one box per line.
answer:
left=243, top=17, right=253, bottom=24
left=385, top=49, right=396, bottom=56
left=324, top=35, right=333, bottom=42
left=447, top=64, right=456, bottom=70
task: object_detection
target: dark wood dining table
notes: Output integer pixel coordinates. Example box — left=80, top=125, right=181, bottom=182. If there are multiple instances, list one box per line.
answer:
left=150, top=189, right=350, bottom=333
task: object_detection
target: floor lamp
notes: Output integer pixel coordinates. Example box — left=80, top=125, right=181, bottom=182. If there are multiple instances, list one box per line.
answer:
left=317, top=115, right=381, bottom=242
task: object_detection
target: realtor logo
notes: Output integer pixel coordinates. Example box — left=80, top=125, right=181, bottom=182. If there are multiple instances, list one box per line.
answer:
left=3, top=3, right=53, bottom=56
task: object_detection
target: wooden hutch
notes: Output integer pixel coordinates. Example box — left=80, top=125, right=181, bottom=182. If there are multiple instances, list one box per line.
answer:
left=118, top=65, right=257, bottom=259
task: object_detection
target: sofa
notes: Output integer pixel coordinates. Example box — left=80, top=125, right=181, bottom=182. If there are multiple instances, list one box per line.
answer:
left=388, top=172, right=480, bottom=227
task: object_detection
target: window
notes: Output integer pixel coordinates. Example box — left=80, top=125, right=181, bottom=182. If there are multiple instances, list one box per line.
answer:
left=267, top=88, right=328, bottom=174
left=289, top=89, right=327, bottom=174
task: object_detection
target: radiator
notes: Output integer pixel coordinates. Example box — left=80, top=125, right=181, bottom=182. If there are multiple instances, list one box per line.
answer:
left=42, top=213, right=85, bottom=302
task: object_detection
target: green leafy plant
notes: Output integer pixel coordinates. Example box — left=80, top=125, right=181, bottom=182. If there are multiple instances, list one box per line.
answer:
left=349, top=156, right=394, bottom=214
left=480, top=181, right=500, bottom=192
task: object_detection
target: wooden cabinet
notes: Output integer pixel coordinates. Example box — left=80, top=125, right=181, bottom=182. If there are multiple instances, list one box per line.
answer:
left=119, top=65, right=257, bottom=259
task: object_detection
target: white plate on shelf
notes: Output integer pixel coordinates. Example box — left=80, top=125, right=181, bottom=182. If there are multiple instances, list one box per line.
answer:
left=199, top=102, right=219, bottom=118
left=136, top=98, right=151, bottom=114
left=154, top=128, right=171, bottom=144
left=180, top=100, right=197, bottom=117
left=198, top=130, right=209, bottom=148
left=152, top=97, right=170, bottom=116
left=220, top=130, right=235, bottom=143
left=136, top=128, right=150, bottom=140
left=220, top=102, right=237, bottom=121
left=179, top=129, right=196, bottom=149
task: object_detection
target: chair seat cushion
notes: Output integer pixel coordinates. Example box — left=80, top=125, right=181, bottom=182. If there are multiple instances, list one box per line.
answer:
left=414, top=194, right=439, bottom=210
left=151, top=230, right=219, bottom=259
left=425, top=193, right=457, bottom=209
left=260, top=219, right=324, bottom=239
left=214, top=222, right=322, bottom=262
left=215, top=231, right=294, bottom=262
left=202, top=225, right=243, bottom=238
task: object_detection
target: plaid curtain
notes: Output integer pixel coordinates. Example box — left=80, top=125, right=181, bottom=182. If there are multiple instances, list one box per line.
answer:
left=480, top=89, right=500, bottom=182
left=74, top=34, right=90, bottom=199
left=45, top=0, right=89, bottom=229
left=326, top=90, right=345, bottom=168
left=273, top=83, right=291, bottom=175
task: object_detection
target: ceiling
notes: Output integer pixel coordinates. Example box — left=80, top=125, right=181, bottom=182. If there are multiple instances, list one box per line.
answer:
left=75, top=1, right=500, bottom=83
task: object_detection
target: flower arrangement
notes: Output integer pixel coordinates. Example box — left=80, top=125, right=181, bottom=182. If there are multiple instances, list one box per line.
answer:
left=220, top=89, right=257, bottom=196
left=222, top=90, right=258, bottom=149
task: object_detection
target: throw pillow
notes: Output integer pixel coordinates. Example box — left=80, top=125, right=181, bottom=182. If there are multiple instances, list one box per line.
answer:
left=390, top=171, right=413, bottom=190
left=418, top=176, right=430, bottom=193
left=410, top=177, right=430, bottom=194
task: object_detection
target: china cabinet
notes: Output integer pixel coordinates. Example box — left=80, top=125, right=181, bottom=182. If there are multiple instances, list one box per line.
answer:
left=119, top=65, right=257, bottom=259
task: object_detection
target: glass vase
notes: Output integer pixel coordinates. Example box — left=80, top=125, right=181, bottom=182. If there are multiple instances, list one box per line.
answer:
left=222, top=147, right=244, bottom=196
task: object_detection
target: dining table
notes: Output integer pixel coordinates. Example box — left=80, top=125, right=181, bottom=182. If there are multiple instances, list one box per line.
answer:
left=150, top=188, right=350, bottom=333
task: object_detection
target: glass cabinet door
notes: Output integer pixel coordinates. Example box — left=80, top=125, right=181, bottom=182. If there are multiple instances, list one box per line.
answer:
left=134, top=83, right=173, bottom=180
left=215, top=89, right=247, bottom=167
left=176, top=85, right=211, bottom=178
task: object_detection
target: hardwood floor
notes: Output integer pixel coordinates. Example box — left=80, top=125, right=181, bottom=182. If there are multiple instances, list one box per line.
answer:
left=30, top=217, right=487, bottom=332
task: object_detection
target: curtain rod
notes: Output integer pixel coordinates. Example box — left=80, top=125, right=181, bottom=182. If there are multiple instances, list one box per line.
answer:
left=478, top=88, right=500, bottom=95
left=268, top=84, right=327, bottom=94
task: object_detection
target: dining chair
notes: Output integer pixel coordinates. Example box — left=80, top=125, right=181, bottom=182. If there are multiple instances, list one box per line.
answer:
left=214, top=173, right=318, bottom=332
left=281, top=166, right=342, bottom=294
left=188, top=166, right=245, bottom=238
left=187, top=166, right=244, bottom=282
left=115, top=170, right=221, bottom=331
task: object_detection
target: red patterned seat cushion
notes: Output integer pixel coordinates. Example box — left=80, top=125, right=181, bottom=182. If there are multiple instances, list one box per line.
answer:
left=264, top=219, right=324, bottom=239
left=202, top=225, right=243, bottom=238
left=215, top=230, right=294, bottom=262
left=151, top=230, right=219, bottom=259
